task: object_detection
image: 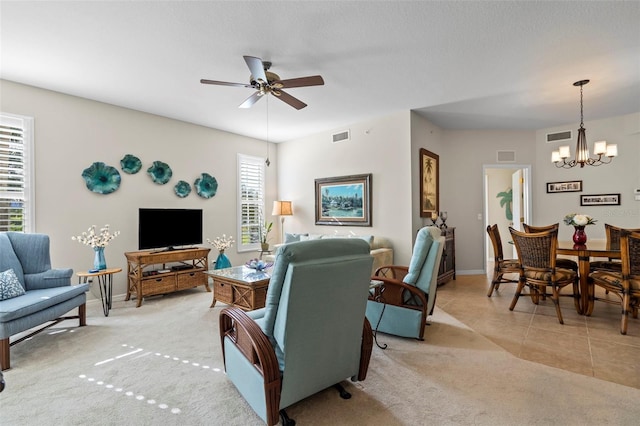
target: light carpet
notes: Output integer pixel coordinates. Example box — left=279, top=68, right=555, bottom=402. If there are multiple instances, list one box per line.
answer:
left=1, top=288, right=639, bottom=425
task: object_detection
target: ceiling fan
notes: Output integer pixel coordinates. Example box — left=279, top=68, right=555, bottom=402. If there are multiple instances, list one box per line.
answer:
left=200, top=56, right=324, bottom=110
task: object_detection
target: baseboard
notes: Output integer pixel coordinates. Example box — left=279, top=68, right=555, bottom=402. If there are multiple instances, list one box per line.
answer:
left=456, top=269, right=486, bottom=276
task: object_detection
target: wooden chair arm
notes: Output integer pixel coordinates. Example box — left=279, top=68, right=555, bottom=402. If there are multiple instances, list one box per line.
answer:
left=358, top=318, right=373, bottom=381
left=374, top=265, right=409, bottom=281
left=219, top=307, right=281, bottom=426
left=369, top=276, right=427, bottom=308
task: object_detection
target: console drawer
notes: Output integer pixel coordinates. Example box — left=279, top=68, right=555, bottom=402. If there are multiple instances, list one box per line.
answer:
left=177, top=270, right=206, bottom=290
left=213, top=280, right=233, bottom=305
left=141, top=275, right=175, bottom=296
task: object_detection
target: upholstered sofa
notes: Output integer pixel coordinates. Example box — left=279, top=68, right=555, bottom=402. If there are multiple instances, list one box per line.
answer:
left=266, top=232, right=393, bottom=273
left=0, top=232, right=88, bottom=370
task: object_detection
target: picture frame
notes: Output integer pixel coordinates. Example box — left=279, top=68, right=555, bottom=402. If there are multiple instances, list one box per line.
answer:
left=546, top=180, right=582, bottom=193
left=580, top=193, right=621, bottom=206
left=315, top=174, right=372, bottom=226
left=419, top=148, right=439, bottom=218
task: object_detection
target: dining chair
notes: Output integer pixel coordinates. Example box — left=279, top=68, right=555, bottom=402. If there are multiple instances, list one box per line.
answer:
left=508, top=227, right=580, bottom=324
left=589, top=230, right=640, bottom=335
left=590, top=224, right=640, bottom=273
left=486, top=224, right=520, bottom=297
left=522, top=223, right=578, bottom=272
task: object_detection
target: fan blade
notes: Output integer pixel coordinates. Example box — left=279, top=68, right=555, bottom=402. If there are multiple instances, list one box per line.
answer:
left=239, top=91, right=264, bottom=109
left=274, top=75, right=324, bottom=89
left=243, top=56, right=268, bottom=83
left=200, top=79, right=252, bottom=88
left=273, top=89, right=307, bottom=110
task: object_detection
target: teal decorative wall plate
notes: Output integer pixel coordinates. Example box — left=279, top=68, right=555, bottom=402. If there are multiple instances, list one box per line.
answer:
left=147, top=161, right=172, bottom=184
left=81, top=162, right=121, bottom=194
left=120, top=154, right=142, bottom=174
left=194, top=173, right=218, bottom=199
left=174, top=180, right=191, bottom=198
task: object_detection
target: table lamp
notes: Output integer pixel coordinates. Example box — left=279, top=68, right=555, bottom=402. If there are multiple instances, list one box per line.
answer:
left=272, top=200, right=293, bottom=243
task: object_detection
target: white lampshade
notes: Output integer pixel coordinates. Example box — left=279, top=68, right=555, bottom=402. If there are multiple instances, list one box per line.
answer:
left=606, top=144, right=618, bottom=157
left=272, top=200, right=293, bottom=216
left=551, top=151, right=561, bottom=163
left=559, top=146, right=571, bottom=159
left=593, top=141, right=607, bottom=155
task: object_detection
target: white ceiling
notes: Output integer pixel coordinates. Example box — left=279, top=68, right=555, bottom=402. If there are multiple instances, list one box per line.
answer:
left=1, top=1, right=639, bottom=142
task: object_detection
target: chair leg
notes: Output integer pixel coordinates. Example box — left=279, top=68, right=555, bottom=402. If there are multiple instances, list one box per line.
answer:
left=1, top=338, right=9, bottom=371
left=572, top=277, right=582, bottom=315
left=487, top=272, right=501, bottom=297
left=551, top=285, right=564, bottom=325
left=509, top=279, right=526, bottom=311
left=621, top=292, right=630, bottom=335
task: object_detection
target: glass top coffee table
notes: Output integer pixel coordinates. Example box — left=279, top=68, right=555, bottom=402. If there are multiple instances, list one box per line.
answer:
left=205, top=266, right=271, bottom=311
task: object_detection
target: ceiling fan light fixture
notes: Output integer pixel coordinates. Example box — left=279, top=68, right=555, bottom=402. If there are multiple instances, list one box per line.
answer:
left=552, top=79, right=618, bottom=169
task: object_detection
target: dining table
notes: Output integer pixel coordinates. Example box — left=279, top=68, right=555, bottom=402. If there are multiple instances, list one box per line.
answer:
left=557, top=240, right=621, bottom=316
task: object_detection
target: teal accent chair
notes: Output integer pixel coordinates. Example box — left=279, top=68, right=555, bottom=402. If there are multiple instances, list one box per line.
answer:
left=219, top=238, right=374, bottom=426
left=365, top=226, right=445, bottom=340
left=1, top=232, right=87, bottom=370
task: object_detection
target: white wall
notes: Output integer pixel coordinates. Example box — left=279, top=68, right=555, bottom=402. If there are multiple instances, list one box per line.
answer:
left=0, top=79, right=277, bottom=298
left=277, top=111, right=416, bottom=264
left=440, top=129, right=536, bottom=273
left=534, top=112, right=640, bottom=242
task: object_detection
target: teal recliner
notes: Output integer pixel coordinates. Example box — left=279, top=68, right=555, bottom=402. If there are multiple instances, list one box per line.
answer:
left=219, top=238, right=374, bottom=426
left=366, top=226, right=445, bottom=340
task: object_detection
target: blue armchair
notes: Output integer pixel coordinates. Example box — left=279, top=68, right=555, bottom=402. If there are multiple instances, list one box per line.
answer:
left=365, top=226, right=445, bottom=340
left=219, top=238, right=374, bottom=426
left=0, top=232, right=87, bottom=370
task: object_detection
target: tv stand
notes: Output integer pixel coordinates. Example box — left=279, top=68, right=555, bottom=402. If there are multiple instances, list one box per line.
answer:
left=124, top=247, right=211, bottom=307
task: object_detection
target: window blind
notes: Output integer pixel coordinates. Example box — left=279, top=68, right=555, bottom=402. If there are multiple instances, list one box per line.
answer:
left=237, top=154, right=265, bottom=251
left=0, top=114, right=33, bottom=232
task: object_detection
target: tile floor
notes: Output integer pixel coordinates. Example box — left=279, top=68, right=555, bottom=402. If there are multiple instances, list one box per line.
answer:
left=435, top=272, right=640, bottom=389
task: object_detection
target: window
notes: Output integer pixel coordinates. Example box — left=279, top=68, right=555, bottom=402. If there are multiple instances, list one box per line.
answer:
left=0, top=113, right=34, bottom=232
left=237, top=154, right=265, bottom=252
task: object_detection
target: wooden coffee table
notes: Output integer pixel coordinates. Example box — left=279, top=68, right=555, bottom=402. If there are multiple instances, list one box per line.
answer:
left=205, top=266, right=270, bottom=311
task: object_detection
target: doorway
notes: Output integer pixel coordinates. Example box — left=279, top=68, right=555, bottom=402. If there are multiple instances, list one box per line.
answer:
left=482, top=165, right=532, bottom=270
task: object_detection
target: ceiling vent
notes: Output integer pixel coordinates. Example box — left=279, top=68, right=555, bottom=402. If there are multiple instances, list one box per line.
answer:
left=332, top=129, right=350, bottom=143
left=546, top=130, right=572, bottom=143
left=496, top=150, right=516, bottom=163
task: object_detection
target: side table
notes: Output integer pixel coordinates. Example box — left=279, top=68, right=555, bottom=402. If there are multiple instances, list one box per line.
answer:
left=77, top=268, right=122, bottom=317
left=205, top=266, right=270, bottom=311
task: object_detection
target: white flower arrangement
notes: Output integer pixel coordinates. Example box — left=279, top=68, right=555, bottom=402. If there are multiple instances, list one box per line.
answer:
left=207, top=234, right=235, bottom=252
left=563, top=213, right=597, bottom=227
left=72, top=224, right=120, bottom=248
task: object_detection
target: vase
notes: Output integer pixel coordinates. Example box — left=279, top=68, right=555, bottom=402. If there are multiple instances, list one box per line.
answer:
left=261, top=242, right=270, bottom=251
left=93, top=246, right=106, bottom=271
left=572, top=226, right=587, bottom=245
left=214, top=250, right=232, bottom=270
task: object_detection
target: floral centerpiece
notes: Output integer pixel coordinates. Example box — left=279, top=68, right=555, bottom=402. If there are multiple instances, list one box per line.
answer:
left=207, top=234, right=234, bottom=270
left=72, top=224, right=120, bottom=270
left=245, top=258, right=273, bottom=272
left=563, top=213, right=597, bottom=227
left=563, top=213, right=596, bottom=245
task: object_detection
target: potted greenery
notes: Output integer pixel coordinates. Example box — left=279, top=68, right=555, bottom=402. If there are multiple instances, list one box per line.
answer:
left=261, top=221, right=273, bottom=251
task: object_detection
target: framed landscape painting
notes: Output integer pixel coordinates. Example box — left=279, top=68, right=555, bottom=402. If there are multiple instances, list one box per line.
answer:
left=315, top=174, right=372, bottom=226
left=419, top=148, right=439, bottom=218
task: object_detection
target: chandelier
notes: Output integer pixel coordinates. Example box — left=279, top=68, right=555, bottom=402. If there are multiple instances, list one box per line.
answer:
left=551, top=80, right=617, bottom=168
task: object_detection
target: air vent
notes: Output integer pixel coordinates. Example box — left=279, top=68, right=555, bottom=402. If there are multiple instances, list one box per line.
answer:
left=546, top=130, right=572, bottom=143
left=496, top=150, right=516, bottom=163
left=332, top=129, right=350, bottom=143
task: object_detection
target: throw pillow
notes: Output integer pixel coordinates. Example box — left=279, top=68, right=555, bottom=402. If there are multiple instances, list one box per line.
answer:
left=0, top=269, right=26, bottom=301
left=284, top=233, right=308, bottom=244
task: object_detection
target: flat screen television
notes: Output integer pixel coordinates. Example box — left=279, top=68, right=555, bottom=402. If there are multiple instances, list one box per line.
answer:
left=138, top=208, right=203, bottom=251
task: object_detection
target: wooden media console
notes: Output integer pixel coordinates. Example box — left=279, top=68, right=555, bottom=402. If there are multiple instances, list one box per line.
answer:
left=124, top=247, right=211, bottom=307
